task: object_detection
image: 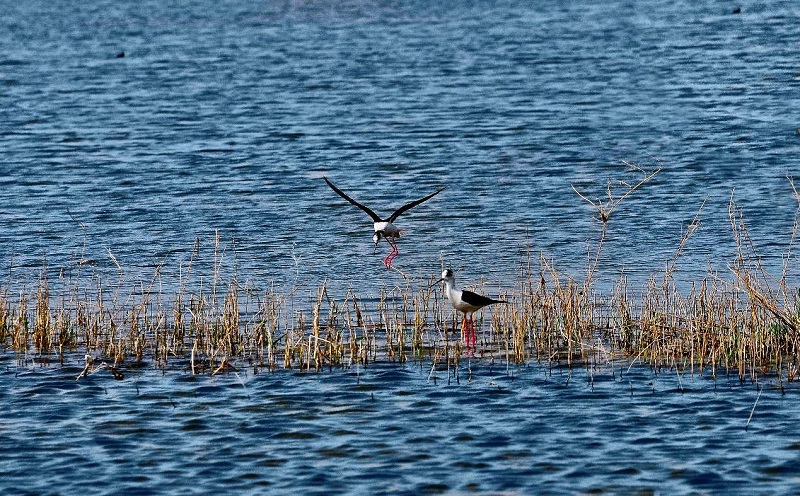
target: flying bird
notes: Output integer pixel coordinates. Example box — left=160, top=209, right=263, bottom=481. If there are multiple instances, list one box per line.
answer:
left=324, top=177, right=444, bottom=268
left=436, top=268, right=506, bottom=349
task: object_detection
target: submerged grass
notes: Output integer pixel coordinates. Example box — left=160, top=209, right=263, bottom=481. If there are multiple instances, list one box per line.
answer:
left=2, top=171, right=800, bottom=383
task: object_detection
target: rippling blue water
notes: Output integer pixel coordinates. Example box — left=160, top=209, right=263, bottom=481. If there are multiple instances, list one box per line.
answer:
left=1, top=0, right=798, bottom=296
left=2, top=0, right=800, bottom=493
left=3, top=357, right=800, bottom=495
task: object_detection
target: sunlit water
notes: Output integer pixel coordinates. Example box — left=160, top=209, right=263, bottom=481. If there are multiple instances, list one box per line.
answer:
left=1, top=0, right=800, bottom=493
left=1, top=0, right=798, bottom=295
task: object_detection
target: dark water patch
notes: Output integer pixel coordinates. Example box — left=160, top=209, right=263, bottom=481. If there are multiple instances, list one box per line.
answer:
left=0, top=58, right=28, bottom=66
left=452, top=433, right=475, bottom=442
left=451, top=459, right=491, bottom=470
left=611, top=467, right=641, bottom=476
left=681, top=469, right=728, bottom=489
left=260, top=457, right=288, bottom=467
left=272, top=431, right=320, bottom=440
left=415, top=483, right=450, bottom=494
left=235, top=403, right=272, bottom=414
left=495, top=449, right=533, bottom=460
left=406, top=435, right=443, bottom=445
left=475, top=434, right=512, bottom=449
left=331, top=428, right=358, bottom=436
left=392, top=389, right=417, bottom=396
left=396, top=452, right=435, bottom=465
left=380, top=424, right=403, bottom=433
left=631, top=437, right=663, bottom=446
left=760, top=460, right=800, bottom=476
left=181, top=418, right=207, bottom=432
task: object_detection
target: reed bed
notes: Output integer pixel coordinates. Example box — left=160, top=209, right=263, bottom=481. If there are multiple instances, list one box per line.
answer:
left=2, top=173, right=800, bottom=383
left=2, top=241, right=797, bottom=382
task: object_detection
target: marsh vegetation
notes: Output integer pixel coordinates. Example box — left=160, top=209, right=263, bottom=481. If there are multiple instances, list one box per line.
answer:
left=2, top=170, right=799, bottom=385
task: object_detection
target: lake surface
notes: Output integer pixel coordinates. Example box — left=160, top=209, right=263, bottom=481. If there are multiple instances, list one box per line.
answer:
left=1, top=0, right=798, bottom=296
left=1, top=0, right=800, bottom=493
left=3, top=356, right=800, bottom=495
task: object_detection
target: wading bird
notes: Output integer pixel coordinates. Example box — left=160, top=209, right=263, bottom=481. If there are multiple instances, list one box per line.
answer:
left=435, top=268, right=506, bottom=349
left=323, top=177, right=444, bottom=269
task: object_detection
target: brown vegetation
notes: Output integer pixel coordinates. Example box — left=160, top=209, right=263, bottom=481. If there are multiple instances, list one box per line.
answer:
left=1, top=170, right=799, bottom=383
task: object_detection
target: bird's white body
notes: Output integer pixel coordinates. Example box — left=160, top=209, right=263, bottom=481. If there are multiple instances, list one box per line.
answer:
left=443, top=279, right=480, bottom=314
left=440, top=269, right=504, bottom=315
left=373, top=221, right=400, bottom=239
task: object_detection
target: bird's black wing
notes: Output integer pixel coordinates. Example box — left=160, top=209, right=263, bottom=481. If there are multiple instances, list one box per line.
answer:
left=460, top=290, right=506, bottom=307
left=324, top=177, right=382, bottom=222
left=387, top=186, right=445, bottom=223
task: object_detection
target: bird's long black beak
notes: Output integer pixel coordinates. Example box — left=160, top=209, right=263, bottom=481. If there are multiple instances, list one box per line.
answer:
left=428, top=277, right=444, bottom=289
left=373, top=231, right=382, bottom=253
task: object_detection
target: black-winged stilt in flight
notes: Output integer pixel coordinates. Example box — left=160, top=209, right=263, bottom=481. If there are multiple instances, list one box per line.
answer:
left=436, top=268, right=506, bottom=349
left=324, top=177, right=444, bottom=269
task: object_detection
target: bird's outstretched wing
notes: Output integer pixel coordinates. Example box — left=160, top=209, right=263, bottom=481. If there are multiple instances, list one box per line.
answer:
left=324, top=177, right=382, bottom=222
left=387, top=186, right=445, bottom=223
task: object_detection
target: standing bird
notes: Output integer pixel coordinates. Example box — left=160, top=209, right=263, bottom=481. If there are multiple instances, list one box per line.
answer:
left=323, top=177, right=444, bottom=269
left=436, top=268, right=506, bottom=349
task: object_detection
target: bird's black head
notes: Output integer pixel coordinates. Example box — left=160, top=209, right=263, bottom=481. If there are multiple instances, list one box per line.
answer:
left=372, top=230, right=384, bottom=254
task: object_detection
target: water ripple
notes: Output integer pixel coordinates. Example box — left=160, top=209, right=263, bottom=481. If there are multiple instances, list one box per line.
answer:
left=2, top=0, right=800, bottom=492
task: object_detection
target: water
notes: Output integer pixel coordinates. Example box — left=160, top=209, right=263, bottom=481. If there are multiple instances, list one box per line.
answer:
left=1, top=0, right=799, bottom=493
left=3, top=357, right=800, bottom=495
left=1, top=0, right=798, bottom=295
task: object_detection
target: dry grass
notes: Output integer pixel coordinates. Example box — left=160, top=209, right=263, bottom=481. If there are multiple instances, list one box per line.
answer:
left=2, top=173, right=799, bottom=383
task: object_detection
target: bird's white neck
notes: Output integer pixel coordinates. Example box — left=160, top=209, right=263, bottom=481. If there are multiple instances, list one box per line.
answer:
left=443, top=278, right=459, bottom=300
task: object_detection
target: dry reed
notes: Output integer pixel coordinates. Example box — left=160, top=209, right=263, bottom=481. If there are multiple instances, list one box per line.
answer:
left=2, top=174, right=799, bottom=383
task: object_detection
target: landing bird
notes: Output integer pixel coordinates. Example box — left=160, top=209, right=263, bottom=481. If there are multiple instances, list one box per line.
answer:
left=323, top=177, right=444, bottom=269
left=436, top=268, right=506, bottom=349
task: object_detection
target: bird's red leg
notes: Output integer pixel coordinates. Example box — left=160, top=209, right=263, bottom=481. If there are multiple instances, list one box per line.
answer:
left=469, top=315, right=476, bottom=349
left=383, top=238, right=399, bottom=268
left=460, top=314, right=474, bottom=357
left=466, top=317, right=471, bottom=349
